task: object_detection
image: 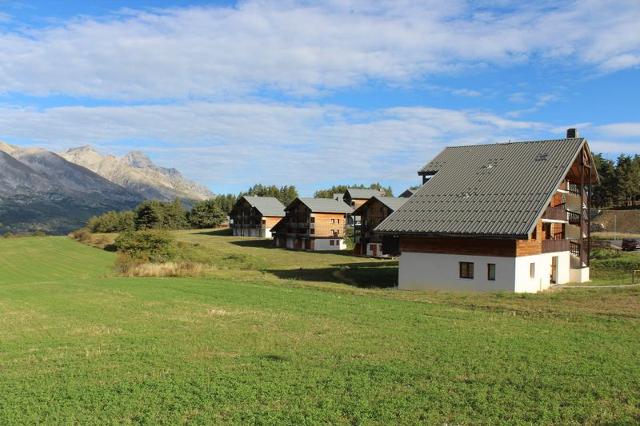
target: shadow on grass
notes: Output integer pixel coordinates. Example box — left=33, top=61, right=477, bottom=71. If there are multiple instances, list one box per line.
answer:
left=267, top=261, right=398, bottom=288
left=231, top=239, right=277, bottom=249
left=195, top=228, right=233, bottom=236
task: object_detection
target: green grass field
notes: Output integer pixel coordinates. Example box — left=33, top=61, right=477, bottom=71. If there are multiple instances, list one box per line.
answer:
left=1, top=234, right=639, bottom=424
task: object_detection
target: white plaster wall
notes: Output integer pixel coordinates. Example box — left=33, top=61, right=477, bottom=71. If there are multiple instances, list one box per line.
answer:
left=398, top=252, right=516, bottom=292
left=570, top=267, right=590, bottom=283
left=286, top=238, right=295, bottom=249
left=513, top=252, right=571, bottom=292
left=314, top=238, right=346, bottom=251
left=399, top=251, right=572, bottom=293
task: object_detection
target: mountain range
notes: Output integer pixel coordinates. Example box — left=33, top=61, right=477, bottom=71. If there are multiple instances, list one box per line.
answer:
left=0, top=142, right=213, bottom=234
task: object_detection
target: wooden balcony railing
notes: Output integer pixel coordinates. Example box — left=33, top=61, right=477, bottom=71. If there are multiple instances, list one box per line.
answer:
left=542, top=205, right=567, bottom=221
left=542, top=239, right=570, bottom=253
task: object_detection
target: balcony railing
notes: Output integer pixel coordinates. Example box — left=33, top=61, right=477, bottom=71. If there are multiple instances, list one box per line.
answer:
left=567, top=210, right=581, bottom=225
left=542, top=239, right=570, bottom=253
left=542, top=205, right=567, bottom=221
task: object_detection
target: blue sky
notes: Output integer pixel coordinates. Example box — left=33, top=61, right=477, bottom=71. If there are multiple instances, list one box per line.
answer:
left=0, top=0, right=639, bottom=196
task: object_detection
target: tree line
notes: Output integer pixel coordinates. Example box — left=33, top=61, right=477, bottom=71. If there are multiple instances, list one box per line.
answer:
left=86, top=182, right=401, bottom=233
left=593, top=154, right=640, bottom=209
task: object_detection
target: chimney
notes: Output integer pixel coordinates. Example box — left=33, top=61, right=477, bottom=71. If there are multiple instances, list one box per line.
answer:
left=566, top=128, right=579, bottom=138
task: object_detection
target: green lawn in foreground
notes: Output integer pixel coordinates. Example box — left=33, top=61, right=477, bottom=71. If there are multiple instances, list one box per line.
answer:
left=0, top=236, right=639, bottom=424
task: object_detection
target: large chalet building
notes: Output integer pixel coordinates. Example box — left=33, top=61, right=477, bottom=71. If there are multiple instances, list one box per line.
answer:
left=352, top=196, right=408, bottom=257
left=376, top=130, right=598, bottom=293
left=272, top=198, right=353, bottom=251
left=229, top=196, right=285, bottom=238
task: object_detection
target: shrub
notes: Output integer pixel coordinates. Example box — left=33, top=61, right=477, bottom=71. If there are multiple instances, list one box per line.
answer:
left=188, top=199, right=226, bottom=228
left=69, top=228, right=92, bottom=243
left=87, top=210, right=135, bottom=233
left=114, top=229, right=176, bottom=263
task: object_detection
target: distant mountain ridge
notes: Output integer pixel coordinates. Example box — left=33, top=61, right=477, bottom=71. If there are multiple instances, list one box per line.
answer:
left=61, top=146, right=213, bottom=201
left=0, top=142, right=213, bottom=234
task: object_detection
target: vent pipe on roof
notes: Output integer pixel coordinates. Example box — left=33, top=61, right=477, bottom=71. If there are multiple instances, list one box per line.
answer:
left=566, top=128, right=579, bottom=138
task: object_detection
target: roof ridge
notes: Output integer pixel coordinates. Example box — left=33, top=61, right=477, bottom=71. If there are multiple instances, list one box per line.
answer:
left=442, top=137, right=585, bottom=150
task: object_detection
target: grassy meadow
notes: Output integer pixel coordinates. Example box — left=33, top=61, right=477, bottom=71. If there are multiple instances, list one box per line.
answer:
left=0, top=233, right=639, bottom=424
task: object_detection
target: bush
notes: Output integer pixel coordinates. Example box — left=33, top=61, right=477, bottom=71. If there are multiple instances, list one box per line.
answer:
left=188, top=199, right=226, bottom=228
left=69, top=228, right=92, bottom=243
left=591, top=247, right=621, bottom=260
left=114, top=229, right=177, bottom=263
left=87, top=210, right=135, bottom=233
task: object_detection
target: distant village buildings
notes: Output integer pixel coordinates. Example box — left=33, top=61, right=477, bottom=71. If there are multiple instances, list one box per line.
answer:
left=228, top=129, right=598, bottom=292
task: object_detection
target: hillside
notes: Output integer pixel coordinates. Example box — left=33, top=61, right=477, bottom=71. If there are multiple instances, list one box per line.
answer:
left=0, top=234, right=638, bottom=423
left=593, top=209, right=640, bottom=234
left=0, top=142, right=213, bottom=234
left=61, top=146, right=213, bottom=201
left=0, top=145, right=140, bottom=234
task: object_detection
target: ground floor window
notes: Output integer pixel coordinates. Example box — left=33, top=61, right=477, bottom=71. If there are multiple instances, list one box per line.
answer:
left=530, top=263, right=536, bottom=278
left=329, top=240, right=334, bottom=246
left=487, top=263, right=496, bottom=281
left=459, top=262, right=474, bottom=279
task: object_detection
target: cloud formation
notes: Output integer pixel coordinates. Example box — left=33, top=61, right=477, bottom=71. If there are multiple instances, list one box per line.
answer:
left=0, top=0, right=638, bottom=99
left=1, top=100, right=633, bottom=194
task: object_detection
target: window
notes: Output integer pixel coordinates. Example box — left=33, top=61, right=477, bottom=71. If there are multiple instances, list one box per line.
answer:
left=459, top=262, right=474, bottom=279
left=529, top=263, right=535, bottom=278
left=337, top=219, right=340, bottom=224
left=488, top=264, right=496, bottom=281
left=532, top=226, right=538, bottom=240
left=331, top=218, right=335, bottom=224
left=329, top=240, right=334, bottom=246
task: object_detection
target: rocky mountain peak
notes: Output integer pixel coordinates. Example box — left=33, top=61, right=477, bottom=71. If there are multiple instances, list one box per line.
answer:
left=124, top=151, right=154, bottom=168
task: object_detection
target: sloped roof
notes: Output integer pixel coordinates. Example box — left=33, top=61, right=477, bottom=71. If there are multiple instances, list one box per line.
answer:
left=376, top=138, right=593, bottom=238
left=241, top=196, right=286, bottom=217
left=295, top=198, right=353, bottom=213
left=345, top=188, right=385, bottom=199
left=399, top=189, right=416, bottom=198
left=333, top=193, right=343, bottom=200
left=352, top=196, right=409, bottom=216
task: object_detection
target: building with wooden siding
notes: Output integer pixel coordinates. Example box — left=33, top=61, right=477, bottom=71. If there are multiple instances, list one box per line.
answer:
left=272, top=198, right=353, bottom=251
left=229, top=196, right=285, bottom=238
left=342, top=188, right=386, bottom=210
left=352, top=196, right=408, bottom=257
left=376, top=129, right=598, bottom=293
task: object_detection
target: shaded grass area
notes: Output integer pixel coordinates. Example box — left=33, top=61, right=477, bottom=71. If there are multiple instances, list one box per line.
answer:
left=0, top=237, right=639, bottom=424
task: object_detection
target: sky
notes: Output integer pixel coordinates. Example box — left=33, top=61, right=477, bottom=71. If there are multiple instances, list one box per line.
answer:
left=0, top=0, right=639, bottom=196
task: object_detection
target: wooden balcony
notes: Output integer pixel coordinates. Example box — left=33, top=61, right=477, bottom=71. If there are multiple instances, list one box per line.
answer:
left=542, top=239, right=570, bottom=253
left=542, top=205, right=567, bottom=222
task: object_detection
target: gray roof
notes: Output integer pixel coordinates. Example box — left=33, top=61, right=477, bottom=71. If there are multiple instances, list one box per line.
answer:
left=296, top=197, right=353, bottom=213
left=241, top=196, right=285, bottom=217
left=399, top=189, right=416, bottom=198
left=376, top=138, right=590, bottom=238
left=345, top=188, right=385, bottom=199
left=333, top=193, right=343, bottom=200
left=353, top=196, right=408, bottom=215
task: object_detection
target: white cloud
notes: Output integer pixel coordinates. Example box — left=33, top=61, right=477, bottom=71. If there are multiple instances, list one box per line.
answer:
left=0, top=0, right=637, bottom=99
left=596, top=122, right=640, bottom=138
left=0, top=101, right=555, bottom=193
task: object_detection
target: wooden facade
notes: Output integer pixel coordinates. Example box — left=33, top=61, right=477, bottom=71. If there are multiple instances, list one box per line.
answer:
left=229, top=197, right=284, bottom=238
left=353, top=197, right=401, bottom=256
left=399, top=143, right=597, bottom=265
left=272, top=199, right=349, bottom=251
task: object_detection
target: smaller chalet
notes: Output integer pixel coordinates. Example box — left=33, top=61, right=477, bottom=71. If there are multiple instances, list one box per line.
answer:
left=342, top=188, right=386, bottom=209
left=229, top=196, right=285, bottom=238
left=399, top=189, right=416, bottom=198
left=272, top=198, right=353, bottom=251
left=352, top=196, right=408, bottom=257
